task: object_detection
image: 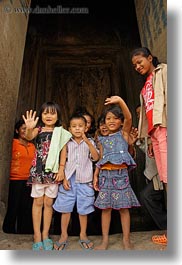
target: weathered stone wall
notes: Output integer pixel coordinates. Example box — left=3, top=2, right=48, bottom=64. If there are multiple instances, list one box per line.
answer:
left=0, top=0, right=30, bottom=228
left=134, top=0, right=167, bottom=62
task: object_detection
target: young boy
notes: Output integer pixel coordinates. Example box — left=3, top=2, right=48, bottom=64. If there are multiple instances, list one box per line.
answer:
left=53, top=114, right=99, bottom=250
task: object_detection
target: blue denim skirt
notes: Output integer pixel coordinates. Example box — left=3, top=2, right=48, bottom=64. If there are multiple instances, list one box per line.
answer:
left=94, top=169, right=140, bottom=210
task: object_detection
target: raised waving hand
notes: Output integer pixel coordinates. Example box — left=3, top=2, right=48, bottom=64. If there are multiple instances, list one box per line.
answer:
left=22, top=110, right=39, bottom=129
left=22, top=110, right=39, bottom=140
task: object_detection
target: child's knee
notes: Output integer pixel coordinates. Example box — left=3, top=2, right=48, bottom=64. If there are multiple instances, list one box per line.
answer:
left=44, top=196, right=53, bottom=208
left=34, top=197, right=44, bottom=207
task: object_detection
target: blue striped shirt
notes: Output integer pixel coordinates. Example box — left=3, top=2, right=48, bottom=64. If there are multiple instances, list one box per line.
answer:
left=64, top=138, right=98, bottom=183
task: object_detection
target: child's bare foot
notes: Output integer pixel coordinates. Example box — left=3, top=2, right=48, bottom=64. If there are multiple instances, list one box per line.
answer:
left=33, top=234, right=42, bottom=244
left=123, top=239, right=134, bottom=250
left=94, top=240, right=108, bottom=250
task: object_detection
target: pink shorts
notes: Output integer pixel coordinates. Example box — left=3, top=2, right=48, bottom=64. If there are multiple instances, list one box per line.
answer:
left=31, top=183, right=58, bottom=198
left=151, top=126, right=167, bottom=183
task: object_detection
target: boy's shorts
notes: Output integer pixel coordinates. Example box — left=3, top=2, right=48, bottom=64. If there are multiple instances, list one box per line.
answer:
left=53, top=173, right=95, bottom=215
left=31, top=183, right=58, bottom=198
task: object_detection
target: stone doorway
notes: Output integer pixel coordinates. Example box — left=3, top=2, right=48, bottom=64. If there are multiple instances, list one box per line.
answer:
left=15, top=0, right=156, bottom=234
left=32, top=45, right=121, bottom=128
left=16, top=0, right=143, bottom=123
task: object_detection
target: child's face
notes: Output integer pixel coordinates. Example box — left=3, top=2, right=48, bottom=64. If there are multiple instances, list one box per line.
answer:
left=105, top=112, right=122, bottom=133
left=41, top=108, right=58, bottom=128
left=132, top=54, right=153, bottom=75
left=69, top=118, right=87, bottom=138
left=17, top=124, right=27, bottom=140
left=83, top=114, right=92, bottom=132
left=99, top=122, right=109, bottom=136
left=136, top=106, right=141, bottom=120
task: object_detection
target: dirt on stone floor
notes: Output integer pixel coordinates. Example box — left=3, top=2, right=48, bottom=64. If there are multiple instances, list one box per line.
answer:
left=0, top=229, right=167, bottom=251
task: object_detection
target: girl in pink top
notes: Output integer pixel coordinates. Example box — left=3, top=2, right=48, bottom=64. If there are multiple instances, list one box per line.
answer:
left=131, top=47, right=167, bottom=246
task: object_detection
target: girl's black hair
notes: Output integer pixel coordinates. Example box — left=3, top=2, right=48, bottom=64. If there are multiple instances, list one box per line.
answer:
left=103, top=105, right=124, bottom=122
left=97, top=115, right=105, bottom=128
left=14, top=118, right=25, bottom=138
left=131, top=47, right=160, bottom=67
left=38, top=102, right=62, bottom=127
left=135, top=103, right=141, bottom=111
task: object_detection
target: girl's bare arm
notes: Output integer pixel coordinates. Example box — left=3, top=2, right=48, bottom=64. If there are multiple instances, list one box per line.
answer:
left=105, top=96, right=132, bottom=142
left=54, top=144, right=67, bottom=182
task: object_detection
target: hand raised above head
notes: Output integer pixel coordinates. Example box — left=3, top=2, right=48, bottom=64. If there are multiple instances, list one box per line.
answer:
left=22, top=110, right=39, bottom=129
left=104, top=96, right=122, bottom=105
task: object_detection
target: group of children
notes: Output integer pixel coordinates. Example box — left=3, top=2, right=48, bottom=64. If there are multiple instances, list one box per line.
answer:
left=3, top=47, right=167, bottom=250
left=21, top=94, right=140, bottom=251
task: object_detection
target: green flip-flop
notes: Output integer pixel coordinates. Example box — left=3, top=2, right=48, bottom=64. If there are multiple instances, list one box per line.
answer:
left=42, top=238, right=54, bottom=250
left=32, top=241, right=43, bottom=251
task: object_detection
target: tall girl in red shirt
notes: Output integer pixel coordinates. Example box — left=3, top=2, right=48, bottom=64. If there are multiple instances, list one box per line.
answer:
left=131, top=47, right=167, bottom=245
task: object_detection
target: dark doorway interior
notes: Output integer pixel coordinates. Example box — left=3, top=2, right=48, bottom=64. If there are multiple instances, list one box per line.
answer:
left=17, top=0, right=143, bottom=126
left=16, top=0, right=159, bottom=235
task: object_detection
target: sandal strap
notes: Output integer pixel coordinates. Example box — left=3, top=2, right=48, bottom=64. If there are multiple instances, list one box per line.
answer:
left=43, top=238, right=53, bottom=250
left=32, top=241, right=43, bottom=250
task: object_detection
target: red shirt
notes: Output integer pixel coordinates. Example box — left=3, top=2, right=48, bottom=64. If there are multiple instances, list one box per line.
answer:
left=10, top=139, right=36, bottom=180
left=141, top=73, right=154, bottom=134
